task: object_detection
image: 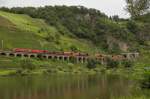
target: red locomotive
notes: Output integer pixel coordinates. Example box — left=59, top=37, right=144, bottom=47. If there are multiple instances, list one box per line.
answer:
left=13, top=48, right=49, bottom=54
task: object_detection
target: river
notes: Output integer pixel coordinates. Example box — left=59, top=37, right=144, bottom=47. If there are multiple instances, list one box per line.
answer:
left=0, top=75, right=149, bottom=99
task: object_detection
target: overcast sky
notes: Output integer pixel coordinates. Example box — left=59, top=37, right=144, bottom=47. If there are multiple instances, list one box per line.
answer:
left=0, top=0, right=129, bottom=18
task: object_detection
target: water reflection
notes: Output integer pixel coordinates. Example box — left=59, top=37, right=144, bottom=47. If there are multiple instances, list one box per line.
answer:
left=0, top=75, right=140, bottom=99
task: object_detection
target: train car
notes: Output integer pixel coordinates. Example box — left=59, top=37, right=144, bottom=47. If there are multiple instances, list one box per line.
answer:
left=79, top=53, right=89, bottom=56
left=110, top=55, right=124, bottom=61
left=13, top=48, right=49, bottom=54
left=53, top=51, right=64, bottom=55
left=48, top=51, right=55, bottom=54
left=48, top=51, right=74, bottom=56
left=95, top=54, right=106, bottom=57
left=95, top=54, right=107, bottom=60
left=13, top=48, right=31, bottom=53
left=31, top=49, right=49, bottom=53
left=73, top=52, right=89, bottom=56
left=63, top=52, right=73, bottom=56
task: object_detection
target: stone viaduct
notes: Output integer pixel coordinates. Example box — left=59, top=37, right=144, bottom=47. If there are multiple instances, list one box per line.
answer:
left=0, top=51, right=139, bottom=63
left=0, top=51, right=88, bottom=63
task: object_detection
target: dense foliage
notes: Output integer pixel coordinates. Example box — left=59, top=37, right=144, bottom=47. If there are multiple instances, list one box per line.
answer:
left=1, top=6, right=144, bottom=53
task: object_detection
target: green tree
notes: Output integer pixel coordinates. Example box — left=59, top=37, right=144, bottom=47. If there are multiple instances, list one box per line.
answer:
left=112, top=15, right=120, bottom=22
left=126, top=20, right=139, bottom=33
left=125, top=0, right=150, bottom=18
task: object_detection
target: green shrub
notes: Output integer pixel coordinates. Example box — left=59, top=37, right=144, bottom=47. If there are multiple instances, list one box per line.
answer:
left=140, top=71, right=150, bottom=89
left=44, top=33, right=55, bottom=42
left=20, top=59, right=36, bottom=71
left=122, top=60, right=133, bottom=68
left=106, top=58, right=119, bottom=68
left=87, top=58, right=99, bottom=69
left=70, top=45, right=78, bottom=51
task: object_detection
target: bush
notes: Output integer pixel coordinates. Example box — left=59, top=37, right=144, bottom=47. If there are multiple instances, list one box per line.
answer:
left=140, top=71, right=150, bottom=89
left=106, top=58, right=119, bottom=68
left=20, top=59, right=36, bottom=71
left=70, top=45, right=78, bottom=51
left=44, top=34, right=55, bottom=42
left=87, top=59, right=99, bottom=69
left=122, top=60, right=133, bottom=68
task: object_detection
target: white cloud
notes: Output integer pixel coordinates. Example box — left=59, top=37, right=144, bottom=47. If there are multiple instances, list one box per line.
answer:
left=0, top=0, right=129, bottom=18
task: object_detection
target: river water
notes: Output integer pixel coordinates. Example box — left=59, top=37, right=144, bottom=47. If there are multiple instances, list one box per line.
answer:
left=0, top=75, right=149, bottom=99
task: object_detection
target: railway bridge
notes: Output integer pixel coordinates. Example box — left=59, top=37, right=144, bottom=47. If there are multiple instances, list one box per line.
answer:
left=0, top=50, right=139, bottom=64
left=0, top=51, right=88, bottom=63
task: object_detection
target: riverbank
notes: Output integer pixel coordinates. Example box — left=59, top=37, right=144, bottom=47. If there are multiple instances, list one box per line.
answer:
left=0, top=49, right=149, bottom=90
left=0, top=66, right=146, bottom=78
left=0, top=54, right=148, bottom=78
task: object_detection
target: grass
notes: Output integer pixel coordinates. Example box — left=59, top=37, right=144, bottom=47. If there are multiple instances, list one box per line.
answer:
left=0, top=10, right=100, bottom=53
left=0, top=69, right=16, bottom=76
left=0, top=11, right=56, bottom=37
left=0, top=56, right=102, bottom=76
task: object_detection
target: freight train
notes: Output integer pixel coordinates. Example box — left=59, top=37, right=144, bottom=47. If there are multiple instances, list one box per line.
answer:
left=12, top=48, right=138, bottom=61
left=12, top=48, right=89, bottom=57
left=13, top=48, right=49, bottom=54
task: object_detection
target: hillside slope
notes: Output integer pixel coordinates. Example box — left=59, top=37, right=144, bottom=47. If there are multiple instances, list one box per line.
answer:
left=0, top=11, right=99, bottom=53
left=2, top=6, right=149, bottom=53
left=0, top=6, right=149, bottom=54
